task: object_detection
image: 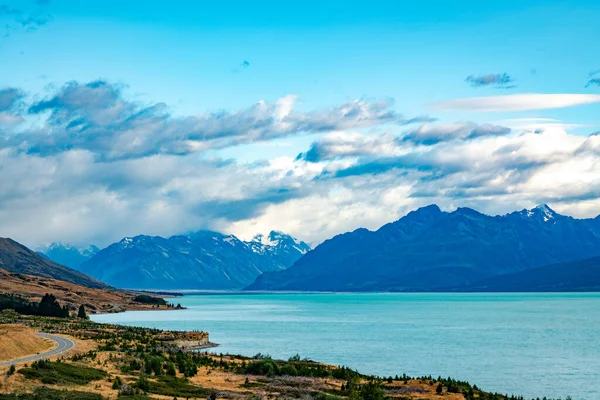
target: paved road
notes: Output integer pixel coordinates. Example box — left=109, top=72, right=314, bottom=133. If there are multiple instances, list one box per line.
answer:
left=0, top=332, right=75, bottom=367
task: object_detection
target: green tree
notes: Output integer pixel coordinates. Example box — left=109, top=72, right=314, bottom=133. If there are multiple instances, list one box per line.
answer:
left=136, top=375, right=150, bottom=392
left=38, top=294, right=69, bottom=318
left=165, top=362, right=177, bottom=376
left=111, top=376, right=122, bottom=389
left=436, top=383, right=443, bottom=394
left=77, top=305, right=87, bottom=319
left=359, top=381, right=386, bottom=400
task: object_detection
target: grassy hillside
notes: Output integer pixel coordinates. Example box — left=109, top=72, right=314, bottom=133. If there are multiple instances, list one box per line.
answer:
left=0, top=324, right=54, bottom=362
left=0, top=238, right=108, bottom=289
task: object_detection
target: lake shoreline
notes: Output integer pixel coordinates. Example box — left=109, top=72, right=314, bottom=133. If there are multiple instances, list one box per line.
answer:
left=91, top=292, right=600, bottom=399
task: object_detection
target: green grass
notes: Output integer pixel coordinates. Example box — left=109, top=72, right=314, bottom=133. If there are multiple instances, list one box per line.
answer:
left=18, top=360, right=107, bottom=385
left=0, top=387, right=103, bottom=400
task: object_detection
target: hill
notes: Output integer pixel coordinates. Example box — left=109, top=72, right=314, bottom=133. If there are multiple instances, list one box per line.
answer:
left=0, top=324, right=53, bottom=363
left=0, top=238, right=108, bottom=289
left=78, top=230, right=310, bottom=289
left=0, top=268, right=175, bottom=314
left=246, top=204, right=600, bottom=291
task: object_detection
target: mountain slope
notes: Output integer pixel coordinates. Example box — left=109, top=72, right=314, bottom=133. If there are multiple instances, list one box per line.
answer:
left=0, top=238, right=108, bottom=289
left=79, top=231, right=310, bottom=290
left=460, top=256, right=600, bottom=292
left=39, top=243, right=99, bottom=269
left=246, top=205, right=600, bottom=291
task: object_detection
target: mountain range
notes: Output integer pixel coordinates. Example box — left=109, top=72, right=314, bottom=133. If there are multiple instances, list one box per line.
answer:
left=54, top=230, right=311, bottom=290
left=246, top=204, right=600, bottom=291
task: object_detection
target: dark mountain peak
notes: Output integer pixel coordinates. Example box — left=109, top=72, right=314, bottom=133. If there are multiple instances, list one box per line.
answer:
left=412, top=204, right=442, bottom=215
left=453, top=207, right=487, bottom=218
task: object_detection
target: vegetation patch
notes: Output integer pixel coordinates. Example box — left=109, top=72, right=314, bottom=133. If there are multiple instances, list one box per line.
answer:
left=0, top=387, right=103, bottom=400
left=18, top=359, right=107, bottom=385
left=132, top=295, right=167, bottom=306
left=136, top=375, right=212, bottom=398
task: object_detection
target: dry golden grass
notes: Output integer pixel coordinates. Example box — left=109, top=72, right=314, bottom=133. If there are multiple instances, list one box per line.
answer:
left=0, top=324, right=54, bottom=362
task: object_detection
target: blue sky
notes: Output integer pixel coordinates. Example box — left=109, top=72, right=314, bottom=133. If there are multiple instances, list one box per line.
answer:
left=1, top=0, right=600, bottom=247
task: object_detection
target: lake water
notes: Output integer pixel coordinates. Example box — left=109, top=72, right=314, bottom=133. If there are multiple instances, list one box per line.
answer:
left=91, top=292, right=600, bottom=399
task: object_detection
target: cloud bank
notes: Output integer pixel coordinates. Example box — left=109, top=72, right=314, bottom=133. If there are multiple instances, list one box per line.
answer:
left=1, top=80, right=600, bottom=249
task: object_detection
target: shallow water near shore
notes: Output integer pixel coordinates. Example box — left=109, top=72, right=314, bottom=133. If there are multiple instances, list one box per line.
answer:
left=91, top=292, right=600, bottom=399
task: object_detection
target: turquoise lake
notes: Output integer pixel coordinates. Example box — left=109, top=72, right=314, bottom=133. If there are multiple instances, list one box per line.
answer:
left=91, top=292, right=600, bottom=399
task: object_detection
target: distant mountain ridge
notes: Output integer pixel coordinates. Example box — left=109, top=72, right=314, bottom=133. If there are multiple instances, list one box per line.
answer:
left=460, top=256, right=600, bottom=292
left=246, top=204, right=600, bottom=292
left=0, top=238, right=108, bottom=289
left=75, top=230, right=310, bottom=289
left=39, top=243, right=100, bottom=269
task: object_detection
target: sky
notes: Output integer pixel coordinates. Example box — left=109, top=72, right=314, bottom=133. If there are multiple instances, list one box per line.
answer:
left=1, top=0, right=600, bottom=248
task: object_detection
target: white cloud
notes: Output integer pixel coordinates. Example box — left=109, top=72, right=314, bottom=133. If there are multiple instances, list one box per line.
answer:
left=431, top=94, right=600, bottom=112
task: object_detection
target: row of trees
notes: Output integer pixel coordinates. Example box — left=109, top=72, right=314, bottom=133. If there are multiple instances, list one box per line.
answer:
left=0, top=293, right=87, bottom=319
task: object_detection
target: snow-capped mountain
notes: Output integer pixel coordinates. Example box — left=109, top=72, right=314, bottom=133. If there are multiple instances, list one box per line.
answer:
left=516, top=204, right=558, bottom=222
left=39, top=242, right=100, bottom=269
left=76, top=230, right=310, bottom=290
left=245, top=231, right=311, bottom=267
left=247, top=204, right=600, bottom=291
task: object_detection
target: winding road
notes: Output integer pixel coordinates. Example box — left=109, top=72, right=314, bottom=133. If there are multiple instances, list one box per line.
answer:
left=0, top=332, right=75, bottom=367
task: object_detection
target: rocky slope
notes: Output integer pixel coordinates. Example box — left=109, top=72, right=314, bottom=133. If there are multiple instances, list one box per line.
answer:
left=246, top=204, right=600, bottom=291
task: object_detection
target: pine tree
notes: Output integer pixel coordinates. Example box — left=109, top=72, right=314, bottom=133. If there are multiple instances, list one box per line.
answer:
left=436, top=383, right=443, bottom=394
left=77, top=304, right=87, bottom=319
